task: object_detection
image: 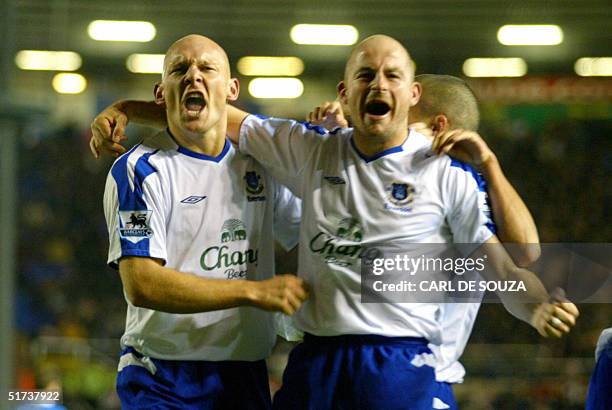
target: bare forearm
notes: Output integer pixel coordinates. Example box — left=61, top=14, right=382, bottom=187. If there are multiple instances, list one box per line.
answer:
left=121, top=263, right=253, bottom=313
left=476, top=238, right=548, bottom=324
left=480, top=154, right=540, bottom=266
left=117, top=100, right=168, bottom=129
left=119, top=257, right=308, bottom=315
left=498, top=264, right=549, bottom=324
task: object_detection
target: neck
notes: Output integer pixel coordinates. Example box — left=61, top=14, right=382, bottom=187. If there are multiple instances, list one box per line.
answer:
left=352, top=129, right=407, bottom=157
left=168, top=124, right=227, bottom=157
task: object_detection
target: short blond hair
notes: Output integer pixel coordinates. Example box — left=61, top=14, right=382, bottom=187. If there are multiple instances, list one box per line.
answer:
left=415, top=74, right=479, bottom=131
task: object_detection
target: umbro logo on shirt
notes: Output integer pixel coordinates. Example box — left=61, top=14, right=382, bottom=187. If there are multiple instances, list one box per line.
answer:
left=181, top=196, right=207, bottom=204
left=323, top=176, right=346, bottom=185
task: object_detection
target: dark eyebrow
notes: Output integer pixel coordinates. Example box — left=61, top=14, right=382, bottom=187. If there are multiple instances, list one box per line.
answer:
left=385, top=67, right=403, bottom=75
left=355, top=67, right=375, bottom=75
left=166, top=57, right=188, bottom=70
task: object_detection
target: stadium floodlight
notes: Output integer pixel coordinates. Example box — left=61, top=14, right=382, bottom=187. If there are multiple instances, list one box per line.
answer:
left=15, top=50, right=81, bottom=71
left=497, top=25, right=563, bottom=46
left=52, top=73, right=87, bottom=94
left=575, top=57, right=612, bottom=76
left=237, top=56, right=304, bottom=76
left=88, top=20, right=156, bottom=42
left=290, top=24, right=358, bottom=45
left=463, top=58, right=527, bottom=77
left=248, top=78, right=304, bottom=99
left=127, top=54, right=165, bottom=74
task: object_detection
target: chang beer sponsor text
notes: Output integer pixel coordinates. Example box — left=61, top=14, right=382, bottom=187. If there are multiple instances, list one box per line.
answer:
left=200, top=219, right=258, bottom=279
left=309, top=217, right=380, bottom=267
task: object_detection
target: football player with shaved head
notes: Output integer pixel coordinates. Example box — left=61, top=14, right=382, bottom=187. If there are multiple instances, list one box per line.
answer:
left=307, top=72, right=546, bottom=397
left=102, top=34, right=307, bottom=409
left=92, top=34, right=578, bottom=409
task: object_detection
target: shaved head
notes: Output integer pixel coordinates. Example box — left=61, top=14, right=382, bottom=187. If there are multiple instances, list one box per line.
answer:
left=345, top=35, right=415, bottom=82
left=156, top=33, right=238, bottom=144
left=163, top=34, right=231, bottom=79
left=413, top=74, right=480, bottom=131
left=338, top=33, right=421, bottom=151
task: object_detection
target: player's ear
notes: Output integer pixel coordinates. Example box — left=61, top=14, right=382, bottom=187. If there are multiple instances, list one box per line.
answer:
left=432, top=114, right=449, bottom=133
left=337, top=81, right=348, bottom=104
left=409, top=81, right=422, bottom=107
left=154, top=82, right=165, bottom=105
left=227, top=78, right=240, bottom=102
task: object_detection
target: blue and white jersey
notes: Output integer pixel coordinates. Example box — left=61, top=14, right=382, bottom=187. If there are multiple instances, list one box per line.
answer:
left=430, top=301, right=482, bottom=383
left=104, top=129, right=301, bottom=361
left=239, top=115, right=495, bottom=344
left=431, top=165, right=493, bottom=383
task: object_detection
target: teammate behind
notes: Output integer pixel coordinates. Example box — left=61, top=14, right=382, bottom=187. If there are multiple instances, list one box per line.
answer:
left=104, top=34, right=307, bottom=409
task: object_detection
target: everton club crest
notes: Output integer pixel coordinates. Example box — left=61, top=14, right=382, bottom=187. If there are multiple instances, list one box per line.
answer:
left=244, top=171, right=266, bottom=201
left=386, top=181, right=416, bottom=207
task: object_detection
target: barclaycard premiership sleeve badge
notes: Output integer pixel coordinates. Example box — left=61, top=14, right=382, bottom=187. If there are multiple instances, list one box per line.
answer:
left=118, top=210, right=154, bottom=242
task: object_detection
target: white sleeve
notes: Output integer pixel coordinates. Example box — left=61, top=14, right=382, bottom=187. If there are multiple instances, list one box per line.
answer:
left=104, top=148, right=167, bottom=268
left=239, top=115, right=328, bottom=193
left=273, top=183, right=302, bottom=251
left=443, top=159, right=496, bottom=248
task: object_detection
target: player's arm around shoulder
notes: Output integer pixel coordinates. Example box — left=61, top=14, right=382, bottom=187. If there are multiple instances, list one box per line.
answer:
left=118, top=256, right=309, bottom=315
left=432, top=128, right=540, bottom=266
left=236, top=110, right=330, bottom=182
left=90, top=100, right=167, bottom=158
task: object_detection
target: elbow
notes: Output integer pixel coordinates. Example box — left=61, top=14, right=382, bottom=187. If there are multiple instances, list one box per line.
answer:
left=124, top=283, right=150, bottom=308
left=119, top=262, right=153, bottom=308
left=514, top=244, right=541, bottom=268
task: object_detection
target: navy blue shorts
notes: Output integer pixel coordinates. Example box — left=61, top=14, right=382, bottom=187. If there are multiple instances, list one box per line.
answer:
left=116, top=347, right=272, bottom=410
left=273, top=333, right=457, bottom=410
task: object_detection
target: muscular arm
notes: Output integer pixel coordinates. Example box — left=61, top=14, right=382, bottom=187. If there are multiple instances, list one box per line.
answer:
left=119, top=256, right=308, bottom=315
left=117, top=100, right=167, bottom=128
left=480, top=154, right=540, bottom=266
left=90, top=101, right=249, bottom=157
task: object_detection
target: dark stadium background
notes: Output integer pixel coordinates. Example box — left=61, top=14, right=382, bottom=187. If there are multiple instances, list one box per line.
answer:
left=0, top=1, right=610, bottom=408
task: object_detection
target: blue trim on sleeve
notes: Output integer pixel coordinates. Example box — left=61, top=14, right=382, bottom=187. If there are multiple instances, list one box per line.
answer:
left=176, top=138, right=231, bottom=162
left=350, top=136, right=405, bottom=163
left=299, top=121, right=327, bottom=135
left=450, top=159, right=487, bottom=192
left=450, top=158, right=497, bottom=234
left=110, top=147, right=160, bottom=257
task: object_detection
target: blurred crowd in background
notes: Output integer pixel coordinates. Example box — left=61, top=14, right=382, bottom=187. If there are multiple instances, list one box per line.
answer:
left=12, top=105, right=611, bottom=409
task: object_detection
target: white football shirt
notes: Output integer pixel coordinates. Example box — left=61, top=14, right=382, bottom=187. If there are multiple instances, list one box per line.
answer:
left=104, top=129, right=301, bottom=361
left=239, top=115, right=494, bottom=345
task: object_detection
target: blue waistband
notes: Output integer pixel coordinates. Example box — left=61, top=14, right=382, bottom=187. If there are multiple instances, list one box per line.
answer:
left=121, top=346, right=143, bottom=358
left=303, top=333, right=428, bottom=346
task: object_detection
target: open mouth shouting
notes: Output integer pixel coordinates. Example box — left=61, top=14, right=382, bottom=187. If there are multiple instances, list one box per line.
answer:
left=364, top=99, right=392, bottom=121
left=182, top=91, right=206, bottom=118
